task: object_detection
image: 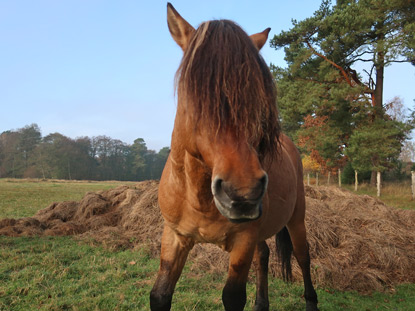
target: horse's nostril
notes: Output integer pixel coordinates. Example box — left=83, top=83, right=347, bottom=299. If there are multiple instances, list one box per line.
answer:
left=260, top=174, right=268, bottom=189
left=246, top=174, right=268, bottom=201
left=222, top=180, right=236, bottom=199
left=212, top=177, right=238, bottom=202
left=212, top=177, right=223, bottom=196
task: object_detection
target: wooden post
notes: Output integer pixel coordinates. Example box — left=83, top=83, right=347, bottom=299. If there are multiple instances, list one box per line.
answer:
left=338, top=168, right=341, bottom=188
left=354, top=170, right=358, bottom=191
left=316, top=172, right=319, bottom=186
left=327, top=171, right=331, bottom=185
left=377, top=171, right=381, bottom=197
left=307, top=173, right=310, bottom=186
left=411, top=171, right=415, bottom=200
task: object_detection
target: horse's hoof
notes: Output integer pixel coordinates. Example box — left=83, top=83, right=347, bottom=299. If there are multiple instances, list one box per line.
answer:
left=253, top=303, right=269, bottom=311
left=306, top=301, right=319, bottom=311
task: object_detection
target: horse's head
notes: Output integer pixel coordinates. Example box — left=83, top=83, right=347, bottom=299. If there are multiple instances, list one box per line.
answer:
left=167, top=3, right=279, bottom=223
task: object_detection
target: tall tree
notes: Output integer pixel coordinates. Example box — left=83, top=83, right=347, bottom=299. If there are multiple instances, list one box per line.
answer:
left=18, top=124, right=42, bottom=175
left=0, top=130, right=21, bottom=177
left=91, top=136, right=130, bottom=180
left=271, top=0, right=415, bottom=181
left=297, top=115, right=346, bottom=173
left=272, top=0, right=414, bottom=113
left=129, top=138, right=149, bottom=180
left=39, top=133, right=80, bottom=179
left=154, top=147, right=170, bottom=179
left=0, top=124, right=42, bottom=177
left=346, top=118, right=410, bottom=173
left=73, top=137, right=99, bottom=180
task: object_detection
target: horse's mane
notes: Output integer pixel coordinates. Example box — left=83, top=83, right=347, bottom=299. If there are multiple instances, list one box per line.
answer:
left=176, top=20, right=280, bottom=160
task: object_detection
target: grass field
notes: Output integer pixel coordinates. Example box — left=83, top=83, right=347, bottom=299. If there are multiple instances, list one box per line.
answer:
left=0, top=179, right=136, bottom=218
left=1, top=178, right=414, bottom=310
left=308, top=177, right=415, bottom=210
left=343, top=182, right=415, bottom=210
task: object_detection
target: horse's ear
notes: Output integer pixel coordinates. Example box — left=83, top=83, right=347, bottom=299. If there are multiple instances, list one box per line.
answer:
left=250, top=28, right=271, bottom=51
left=167, top=3, right=195, bottom=51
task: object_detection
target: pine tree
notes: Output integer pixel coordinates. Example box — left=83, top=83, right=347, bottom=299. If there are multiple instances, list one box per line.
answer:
left=271, top=0, right=415, bottom=182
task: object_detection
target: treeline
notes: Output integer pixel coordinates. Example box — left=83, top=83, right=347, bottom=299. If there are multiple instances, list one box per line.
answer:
left=0, top=124, right=169, bottom=181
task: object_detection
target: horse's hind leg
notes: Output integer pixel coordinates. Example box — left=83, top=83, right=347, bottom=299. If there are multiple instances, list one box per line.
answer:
left=286, top=220, right=318, bottom=311
left=150, top=225, right=193, bottom=311
left=253, top=241, right=270, bottom=311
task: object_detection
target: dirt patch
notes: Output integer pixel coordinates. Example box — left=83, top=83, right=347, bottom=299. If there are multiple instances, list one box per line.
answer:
left=1, top=180, right=414, bottom=293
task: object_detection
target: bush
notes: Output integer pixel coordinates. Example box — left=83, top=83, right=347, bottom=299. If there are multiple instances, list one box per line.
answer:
left=341, top=162, right=371, bottom=184
left=384, top=160, right=411, bottom=182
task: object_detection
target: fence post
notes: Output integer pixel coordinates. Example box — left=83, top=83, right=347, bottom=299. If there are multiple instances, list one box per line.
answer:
left=338, top=168, right=341, bottom=188
left=377, top=171, right=381, bottom=197
left=411, top=171, right=415, bottom=200
left=354, top=170, right=358, bottom=191
left=316, top=172, right=319, bottom=186
left=307, top=173, right=310, bottom=186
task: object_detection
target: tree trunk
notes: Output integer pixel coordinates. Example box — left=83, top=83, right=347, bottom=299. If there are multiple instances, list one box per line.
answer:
left=371, top=59, right=384, bottom=185
left=370, top=171, right=377, bottom=187
left=316, top=172, right=319, bottom=186
left=374, top=57, right=384, bottom=114
left=307, top=173, right=310, bottom=186
left=370, top=170, right=377, bottom=186
left=371, top=27, right=385, bottom=185
left=327, top=171, right=331, bottom=185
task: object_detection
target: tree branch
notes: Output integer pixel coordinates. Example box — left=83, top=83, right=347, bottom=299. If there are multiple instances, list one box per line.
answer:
left=385, top=59, right=412, bottom=65
left=352, top=58, right=374, bottom=63
left=363, top=69, right=375, bottom=90
left=347, top=49, right=373, bottom=61
left=293, top=76, right=339, bottom=86
left=305, top=40, right=353, bottom=86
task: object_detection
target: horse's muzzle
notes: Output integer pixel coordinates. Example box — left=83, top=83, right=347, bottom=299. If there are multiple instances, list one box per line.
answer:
left=211, top=174, right=268, bottom=223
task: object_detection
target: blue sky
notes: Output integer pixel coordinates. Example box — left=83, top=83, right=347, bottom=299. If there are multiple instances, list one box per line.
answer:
left=1, top=1, right=414, bottom=151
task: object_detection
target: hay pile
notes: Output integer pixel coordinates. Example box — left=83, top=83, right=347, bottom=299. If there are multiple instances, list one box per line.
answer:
left=297, top=186, right=414, bottom=292
left=0, top=181, right=163, bottom=252
left=1, top=181, right=414, bottom=293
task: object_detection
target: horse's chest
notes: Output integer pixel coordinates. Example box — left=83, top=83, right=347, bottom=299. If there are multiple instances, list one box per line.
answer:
left=174, top=215, right=232, bottom=250
left=196, top=227, right=227, bottom=245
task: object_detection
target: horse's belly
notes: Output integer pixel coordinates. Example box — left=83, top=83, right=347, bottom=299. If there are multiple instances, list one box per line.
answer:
left=258, top=197, right=296, bottom=241
left=257, top=171, right=298, bottom=240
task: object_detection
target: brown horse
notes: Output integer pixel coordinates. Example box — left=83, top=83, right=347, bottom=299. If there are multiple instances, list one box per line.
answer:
left=150, top=3, right=318, bottom=311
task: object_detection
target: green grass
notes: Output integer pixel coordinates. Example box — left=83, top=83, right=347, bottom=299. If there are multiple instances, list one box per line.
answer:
left=307, top=176, right=415, bottom=210
left=342, top=182, right=415, bottom=210
left=0, top=179, right=136, bottom=218
left=1, top=236, right=414, bottom=311
left=0, top=236, right=154, bottom=310
left=1, top=179, right=415, bottom=310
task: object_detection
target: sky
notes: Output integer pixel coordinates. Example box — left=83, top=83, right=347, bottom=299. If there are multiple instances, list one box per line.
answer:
left=1, top=1, right=414, bottom=151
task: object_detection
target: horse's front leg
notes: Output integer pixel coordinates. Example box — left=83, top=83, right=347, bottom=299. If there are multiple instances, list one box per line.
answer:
left=253, top=241, right=270, bottom=311
left=150, top=225, right=194, bottom=311
left=222, top=234, right=257, bottom=311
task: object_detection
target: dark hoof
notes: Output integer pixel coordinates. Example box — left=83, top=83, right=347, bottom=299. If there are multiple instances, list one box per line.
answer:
left=306, top=300, right=319, bottom=311
left=253, top=302, right=269, bottom=311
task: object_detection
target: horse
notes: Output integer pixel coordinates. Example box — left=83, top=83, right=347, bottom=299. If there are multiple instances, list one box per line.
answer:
left=150, top=3, right=318, bottom=311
